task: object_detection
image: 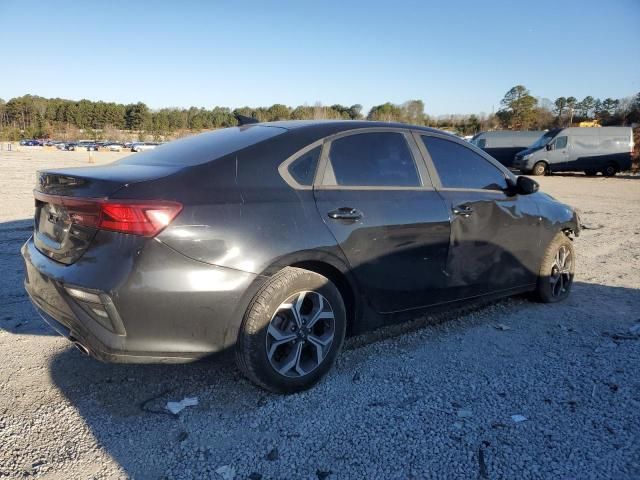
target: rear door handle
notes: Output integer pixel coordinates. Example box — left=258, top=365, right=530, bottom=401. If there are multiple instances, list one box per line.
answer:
left=452, top=204, right=474, bottom=217
left=328, top=207, right=362, bottom=221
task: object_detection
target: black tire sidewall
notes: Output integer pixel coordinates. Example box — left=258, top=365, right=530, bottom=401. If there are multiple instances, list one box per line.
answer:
left=602, top=164, right=617, bottom=177
left=533, top=162, right=546, bottom=176
left=536, top=233, right=575, bottom=303
left=237, top=268, right=346, bottom=393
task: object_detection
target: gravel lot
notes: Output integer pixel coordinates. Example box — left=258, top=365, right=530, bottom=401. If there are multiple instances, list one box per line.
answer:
left=1, top=148, right=639, bottom=479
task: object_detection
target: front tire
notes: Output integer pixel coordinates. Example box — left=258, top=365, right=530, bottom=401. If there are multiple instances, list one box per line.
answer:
left=532, top=161, right=547, bottom=176
left=533, top=232, right=575, bottom=303
left=236, top=267, right=346, bottom=393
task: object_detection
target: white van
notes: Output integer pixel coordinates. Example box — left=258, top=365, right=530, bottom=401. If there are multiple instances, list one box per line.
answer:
left=513, top=127, right=634, bottom=176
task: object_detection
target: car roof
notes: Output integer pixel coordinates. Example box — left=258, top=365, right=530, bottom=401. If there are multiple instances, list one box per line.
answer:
left=256, top=119, right=448, bottom=135
left=560, top=126, right=632, bottom=136
left=473, top=130, right=544, bottom=138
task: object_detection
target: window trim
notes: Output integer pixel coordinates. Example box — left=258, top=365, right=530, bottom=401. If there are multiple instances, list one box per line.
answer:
left=277, top=139, right=325, bottom=190
left=315, top=128, right=434, bottom=191
left=412, top=131, right=516, bottom=193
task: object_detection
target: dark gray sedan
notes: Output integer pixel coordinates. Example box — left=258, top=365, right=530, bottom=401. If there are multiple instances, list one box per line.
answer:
left=22, top=121, right=580, bottom=392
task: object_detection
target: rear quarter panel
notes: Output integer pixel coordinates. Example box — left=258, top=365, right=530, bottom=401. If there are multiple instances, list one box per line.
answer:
left=112, top=131, right=350, bottom=276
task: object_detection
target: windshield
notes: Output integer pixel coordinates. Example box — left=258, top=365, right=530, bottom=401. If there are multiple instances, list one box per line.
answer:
left=469, top=134, right=483, bottom=146
left=529, top=131, right=557, bottom=149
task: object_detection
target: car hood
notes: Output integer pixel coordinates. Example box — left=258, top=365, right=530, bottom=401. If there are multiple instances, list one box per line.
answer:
left=516, top=146, right=543, bottom=157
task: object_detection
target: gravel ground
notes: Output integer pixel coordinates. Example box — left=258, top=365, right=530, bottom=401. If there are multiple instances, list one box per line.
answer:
left=1, top=148, right=639, bottom=479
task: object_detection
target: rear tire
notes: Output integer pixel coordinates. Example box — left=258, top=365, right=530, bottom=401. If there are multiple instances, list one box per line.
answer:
left=532, top=162, right=547, bottom=176
left=584, top=169, right=598, bottom=176
left=236, top=267, right=346, bottom=393
left=533, top=232, right=575, bottom=303
left=601, top=163, right=618, bottom=177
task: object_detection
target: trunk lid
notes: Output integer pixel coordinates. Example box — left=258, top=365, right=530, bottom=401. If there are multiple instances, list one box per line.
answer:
left=36, top=163, right=180, bottom=197
left=34, top=164, right=182, bottom=264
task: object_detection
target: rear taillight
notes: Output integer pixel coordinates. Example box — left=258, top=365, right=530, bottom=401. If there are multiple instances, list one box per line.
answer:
left=96, top=202, right=182, bottom=236
left=34, top=192, right=182, bottom=237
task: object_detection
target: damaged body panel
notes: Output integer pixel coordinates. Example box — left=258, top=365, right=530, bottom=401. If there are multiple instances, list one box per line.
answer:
left=437, top=190, right=542, bottom=298
left=22, top=121, right=580, bottom=365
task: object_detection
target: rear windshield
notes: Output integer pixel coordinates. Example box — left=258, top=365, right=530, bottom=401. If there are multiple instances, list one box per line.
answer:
left=117, top=125, right=285, bottom=166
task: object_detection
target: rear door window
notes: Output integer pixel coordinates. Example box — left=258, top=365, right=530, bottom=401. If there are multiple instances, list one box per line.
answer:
left=325, top=132, right=420, bottom=187
left=421, top=136, right=508, bottom=190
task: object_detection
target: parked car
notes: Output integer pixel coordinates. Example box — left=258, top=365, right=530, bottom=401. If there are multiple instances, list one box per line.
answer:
left=22, top=121, right=580, bottom=393
left=132, top=142, right=160, bottom=152
left=513, top=127, right=634, bottom=176
left=63, top=142, right=78, bottom=151
left=470, top=130, right=544, bottom=168
left=75, top=141, right=99, bottom=151
left=20, top=139, right=42, bottom=146
left=104, top=143, right=124, bottom=151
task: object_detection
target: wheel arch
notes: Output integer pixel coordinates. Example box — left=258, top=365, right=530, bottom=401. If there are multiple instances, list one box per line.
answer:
left=269, top=250, right=361, bottom=336
left=287, top=259, right=359, bottom=335
left=225, top=250, right=362, bottom=347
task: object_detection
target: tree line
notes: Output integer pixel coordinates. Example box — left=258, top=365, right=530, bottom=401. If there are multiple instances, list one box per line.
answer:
left=0, top=89, right=638, bottom=141
left=496, top=85, right=640, bottom=131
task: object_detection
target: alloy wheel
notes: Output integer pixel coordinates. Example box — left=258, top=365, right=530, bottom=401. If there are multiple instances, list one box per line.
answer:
left=533, top=162, right=546, bottom=176
left=266, top=291, right=335, bottom=378
left=550, top=245, right=572, bottom=297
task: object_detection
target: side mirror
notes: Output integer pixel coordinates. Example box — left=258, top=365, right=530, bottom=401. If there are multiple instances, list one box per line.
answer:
left=516, top=176, right=539, bottom=195
left=546, top=143, right=554, bottom=151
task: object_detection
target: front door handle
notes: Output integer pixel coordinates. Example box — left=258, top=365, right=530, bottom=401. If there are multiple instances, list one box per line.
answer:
left=328, top=207, right=362, bottom=221
left=452, top=204, right=474, bottom=217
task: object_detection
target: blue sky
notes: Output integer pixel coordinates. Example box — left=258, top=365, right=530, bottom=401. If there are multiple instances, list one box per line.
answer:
left=0, top=0, right=638, bottom=115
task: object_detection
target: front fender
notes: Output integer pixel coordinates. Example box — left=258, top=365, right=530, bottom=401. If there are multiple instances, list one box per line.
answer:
left=535, top=193, right=580, bottom=245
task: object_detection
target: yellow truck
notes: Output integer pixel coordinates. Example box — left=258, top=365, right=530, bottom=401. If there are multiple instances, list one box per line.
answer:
left=578, top=120, right=601, bottom=128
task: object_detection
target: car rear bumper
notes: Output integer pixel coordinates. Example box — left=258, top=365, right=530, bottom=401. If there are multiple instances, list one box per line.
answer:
left=21, top=235, right=264, bottom=363
left=25, top=283, right=207, bottom=363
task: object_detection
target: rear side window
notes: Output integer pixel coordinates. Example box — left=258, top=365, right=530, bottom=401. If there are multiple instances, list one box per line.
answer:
left=421, top=136, right=507, bottom=190
left=117, top=125, right=285, bottom=166
left=327, top=132, right=420, bottom=187
left=288, top=146, right=321, bottom=186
